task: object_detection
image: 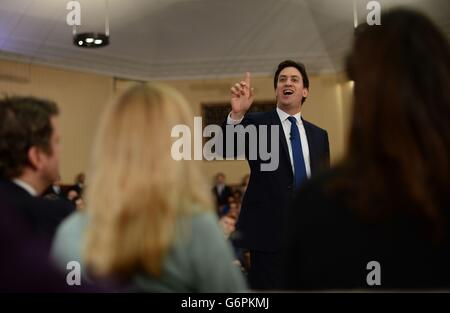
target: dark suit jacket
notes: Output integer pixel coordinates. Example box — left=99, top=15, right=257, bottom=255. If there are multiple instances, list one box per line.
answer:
left=0, top=201, right=94, bottom=292
left=0, top=180, right=74, bottom=243
left=282, top=167, right=450, bottom=290
left=212, top=184, right=232, bottom=207
left=223, top=109, right=330, bottom=252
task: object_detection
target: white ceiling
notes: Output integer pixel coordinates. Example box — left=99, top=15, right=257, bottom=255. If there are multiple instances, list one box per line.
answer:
left=0, top=0, right=449, bottom=80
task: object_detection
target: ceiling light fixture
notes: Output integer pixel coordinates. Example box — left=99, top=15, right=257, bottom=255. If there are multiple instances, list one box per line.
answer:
left=73, top=0, right=110, bottom=48
left=74, top=32, right=108, bottom=48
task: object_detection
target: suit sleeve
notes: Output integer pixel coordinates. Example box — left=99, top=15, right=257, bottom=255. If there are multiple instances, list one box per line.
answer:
left=323, top=131, right=330, bottom=169
left=220, top=113, right=255, bottom=160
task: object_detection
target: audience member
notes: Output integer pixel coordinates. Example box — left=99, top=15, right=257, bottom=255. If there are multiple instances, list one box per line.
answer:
left=52, top=83, right=247, bottom=292
left=232, top=190, right=243, bottom=204
left=212, top=172, right=232, bottom=214
left=67, top=189, right=79, bottom=202
left=219, top=213, right=247, bottom=274
left=72, top=196, right=85, bottom=210
left=282, top=8, right=450, bottom=290
left=73, top=172, right=85, bottom=196
left=0, top=96, right=74, bottom=243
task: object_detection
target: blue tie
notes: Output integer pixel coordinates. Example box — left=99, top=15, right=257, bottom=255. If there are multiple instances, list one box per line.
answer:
left=287, top=116, right=307, bottom=190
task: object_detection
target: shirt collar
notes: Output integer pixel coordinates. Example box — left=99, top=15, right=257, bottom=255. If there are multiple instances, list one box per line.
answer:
left=276, top=107, right=302, bottom=124
left=12, top=178, right=38, bottom=197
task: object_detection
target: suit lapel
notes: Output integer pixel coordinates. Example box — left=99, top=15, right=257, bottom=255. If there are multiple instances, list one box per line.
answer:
left=302, top=118, right=317, bottom=176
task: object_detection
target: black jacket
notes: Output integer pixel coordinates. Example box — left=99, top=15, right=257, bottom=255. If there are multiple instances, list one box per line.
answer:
left=222, top=109, right=330, bottom=252
left=283, top=167, right=450, bottom=290
left=0, top=180, right=74, bottom=243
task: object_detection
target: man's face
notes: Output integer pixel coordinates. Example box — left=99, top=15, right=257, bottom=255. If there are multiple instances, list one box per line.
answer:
left=67, top=190, right=78, bottom=200
left=75, top=198, right=85, bottom=210
left=39, top=116, right=61, bottom=187
left=216, top=174, right=225, bottom=184
left=220, top=216, right=236, bottom=236
left=229, top=203, right=240, bottom=217
left=275, top=66, right=308, bottom=112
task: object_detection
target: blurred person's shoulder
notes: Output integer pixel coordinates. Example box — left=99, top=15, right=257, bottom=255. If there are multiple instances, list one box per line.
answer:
left=190, top=208, right=219, bottom=227
left=56, top=211, right=88, bottom=234
left=291, top=165, right=353, bottom=223
left=51, top=211, right=87, bottom=268
left=174, top=207, right=223, bottom=246
left=296, top=165, right=349, bottom=201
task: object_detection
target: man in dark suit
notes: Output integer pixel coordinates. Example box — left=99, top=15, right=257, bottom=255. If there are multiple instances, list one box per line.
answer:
left=72, top=172, right=86, bottom=196
left=0, top=201, right=83, bottom=292
left=43, top=179, right=67, bottom=200
left=223, top=60, right=330, bottom=290
left=0, top=96, right=74, bottom=244
left=211, top=172, right=232, bottom=214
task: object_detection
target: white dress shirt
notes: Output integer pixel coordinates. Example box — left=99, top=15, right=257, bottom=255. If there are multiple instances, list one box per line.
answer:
left=12, top=178, right=38, bottom=197
left=275, top=108, right=311, bottom=178
left=227, top=108, right=311, bottom=178
left=216, top=183, right=225, bottom=195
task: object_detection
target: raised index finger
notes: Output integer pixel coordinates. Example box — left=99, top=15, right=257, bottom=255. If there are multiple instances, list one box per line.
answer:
left=244, top=72, right=251, bottom=87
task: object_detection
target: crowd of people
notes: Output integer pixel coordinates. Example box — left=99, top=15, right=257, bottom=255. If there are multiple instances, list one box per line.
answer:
left=0, top=8, right=449, bottom=292
left=212, top=172, right=250, bottom=274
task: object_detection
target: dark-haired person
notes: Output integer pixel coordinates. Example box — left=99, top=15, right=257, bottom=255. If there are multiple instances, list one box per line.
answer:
left=212, top=172, right=232, bottom=214
left=0, top=96, right=74, bottom=244
left=73, top=172, right=85, bottom=196
left=283, top=8, right=450, bottom=290
left=224, top=60, right=330, bottom=290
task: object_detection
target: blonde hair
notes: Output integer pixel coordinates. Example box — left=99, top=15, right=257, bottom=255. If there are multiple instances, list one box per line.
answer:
left=83, top=83, right=212, bottom=278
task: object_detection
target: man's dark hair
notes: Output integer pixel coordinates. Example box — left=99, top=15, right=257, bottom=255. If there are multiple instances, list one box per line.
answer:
left=0, top=96, right=59, bottom=179
left=273, top=60, right=310, bottom=104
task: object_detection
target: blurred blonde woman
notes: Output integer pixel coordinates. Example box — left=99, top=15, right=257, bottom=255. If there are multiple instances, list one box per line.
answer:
left=52, top=83, right=247, bottom=292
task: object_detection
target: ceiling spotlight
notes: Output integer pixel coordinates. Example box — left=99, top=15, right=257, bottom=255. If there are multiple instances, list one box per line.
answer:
left=72, top=0, right=110, bottom=48
left=74, top=32, right=109, bottom=48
